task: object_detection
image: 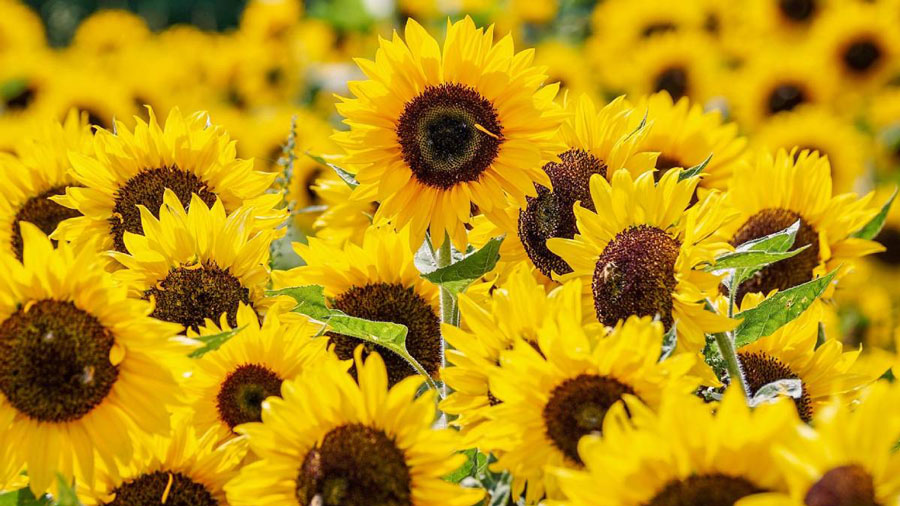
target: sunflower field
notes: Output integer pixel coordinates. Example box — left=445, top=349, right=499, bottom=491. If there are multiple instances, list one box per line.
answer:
left=2, top=0, right=900, bottom=504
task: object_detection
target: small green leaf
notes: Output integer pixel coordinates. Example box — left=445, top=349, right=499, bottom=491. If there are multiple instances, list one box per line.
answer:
left=0, top=78, right=27, bottom=102
left=733, top=269, right=837, bottom=348
left=748, top=379, right=803, bottom=407
left=421, top=237, right=503, bottom=296
left=188, top=327, right=246, bottom=358
left=852, top=187, right=898, bottom=240
left=268, top=285, right=334, bottom=320
left=53, top=475, right=80, bottom=506
left=677, top=153, right=713, bottom=181
left=624, top=110, right=648, bottom=140
left=659, top=322, right=677, bottom=361
left=734, top=220, right=800, bottom=253
left=722, top=221, right=801, bottom=291
left=0, top=488, right=52, bottom=506
left=708, top=246, right=807, bottom=271
left=306, top=152, right=358, bottom=188
left=444, top=449, right=487, bottom=483
left=815, top=321, right=826, bottom=349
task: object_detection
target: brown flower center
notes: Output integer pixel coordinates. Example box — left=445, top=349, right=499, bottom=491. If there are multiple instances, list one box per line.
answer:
left=779, top=0, right=816, bottom=22
left=805, top=465, right=879, bottom=506
left=11, top=185, right=81, bottom=260
left=145, top=262, right=251, bottom=332
left=768, top=84, right=808, bottom=115
left=738, top=351, right=813, bottom=422
left=654, top=67, right=689, bottom=101
left=216, top=363, right=283, bottom=430
left=104, top=471, right=218, bottom=506
left=646, top=474, right=764, bottom=506
left=842, top=38, right=882, bottom=74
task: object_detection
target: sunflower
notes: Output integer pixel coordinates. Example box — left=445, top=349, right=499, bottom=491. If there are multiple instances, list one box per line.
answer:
left=334, top=17, right=565, bottom=250
left=441, top=264, right=586, bottom=446
left=187, top=304, right=329, bottom=443
left=590, top=0, right=705, bottom=54
left=750, top=382, right=900, bottom=506
left=0, top=109, right=92, bottom=260
left=0, top=224, right=187, bottom=495
left=632, top=91, right=747, bottom=191
left=52, top=107, right=280, bottom=254
left=224, top=350, right=484, bottom=506
left=870, top=88, right=900, bottom=175
left=71, top=9, right=151, bottom=56
left=533, top=41, right=599, bottom=100
left=0, top=51, right=55, bottom=123
left=272, top=226, right=442, bottom=387
left=485, top=315, right=700, bottom=503
left=547, top=168, right=736, bottom=353
left=109, top=190, right=282, bottom=335
left=721, top=148, right=882, bottom=302
left=551, top=387, right=798, bottom=506
left=742, top=0, right=834, bottom=42
left=728, top=48, right=837, bottom=130
left=35, top=65, right=135, bottom=130
left=752, top=105, right=870, bottom=193
left=310, top=176, right=376, bottom=246
left=810, top=2, right=900, bottom=92
left=239, top=0, right=303, bottom=43
left=79, top=422, right=245, bottom=506
left=0, top=1, right=45, bottom=53
left=471, top=95, right=656, bottom=281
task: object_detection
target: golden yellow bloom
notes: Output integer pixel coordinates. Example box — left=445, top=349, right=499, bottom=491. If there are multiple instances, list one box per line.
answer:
left=310, top=176, right=375, bottom=246
left=224, top=351, right=484, bottom=506
left=71, top=9, right=151, bottom=56
left=335, top=17, right=564, bottom=250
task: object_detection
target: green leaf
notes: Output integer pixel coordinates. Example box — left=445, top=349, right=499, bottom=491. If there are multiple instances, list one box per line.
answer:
left=268, top=285, right=334, bottom=320
left=0, top=488, right=51, bottom=506
left=53, top=475, right=80, bottom=506
left=708, top=247, right=807, bottom=271
left=624, top=110, right=648, bottom=140
left=748, top=379, right=803, bottom=407
left=677, top=153, right=713, bottom=181
left=444, top=449, right=488, bottom=484
left=0, top=78, right=27, bottom=102
left=733, top=269, right=837, bottom=348
left=306, top=152, right=358, bottom=189
left=188, top=327, right=246, bottom=358
left=815, top=321, right=826, bottom=349
left=735, top=220, right=800, bottom=253
left=659, top=322, right=677, bottom=361
left=421, top=237, right=503, bottom=296
left=852, top=187, right=898, bottom=240
left=720, top=220, right=801, bottom=291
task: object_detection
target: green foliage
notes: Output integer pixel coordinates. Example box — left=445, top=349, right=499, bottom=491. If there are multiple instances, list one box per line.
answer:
left=748, top=379, right=803, bottom=407
left=659, top=322, right=677, bottom=361
left=712, top=220, right=801, bottom=293
left=53, top=475, right=80, bottom=506
left=852, top=187, right=898, bottom=240
left=733, top=270, right=837, bottom=348
left=677, top=154, right=713, bottom=181
left=444, top=449, right=489, bottom=483
left=421, top=237, right=503, bottom=297
left=188, top=327, right=246, bottom=358
left=306, top=153, right=359, bottom=189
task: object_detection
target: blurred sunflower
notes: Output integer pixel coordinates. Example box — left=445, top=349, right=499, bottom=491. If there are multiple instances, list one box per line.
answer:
left=239, top=0, right=303, bottom=43
left=225, top=351, right=484, bottom=506
left=272, top=226, right=441, bottom=387
left=334, top=17, right=564, bottom=250
left=0, top=110, right=91, bottom=260
left=187, top=305, right=328, bottom=443
left=79, top=423, right=244, bottom=506
left=552, top=387, right=798, bottom=506
left=52, top=107, right=279, bottom=253
left=36, top=65, right=134, bottom=129
left=0, top=225, right=186, bottom=495
left=870, top=88, right=900, bottom=175
left=533, top=40, right=598, bottom=100
left=310, top=177, right=375, bottom=246
left=590, top=0, right=705, bottom=52
left=0, top=51, right=55, bottom=122
left=633, top=91, right=747, bottom=190
left=0, top=1, right=45, bottom=53
left=109, top=191, right=282, bottom=335
left=441, top=265, right=585, bottom=446
left=70, top=9, right=151, bottom=57
left=752, top=106, right=870, bottom=193
left=721, top=149, right=881, bottom=301
left=547, top=169, right=736, bottom=353
left=486, top=315, right=700, bottom=503
left=743, top=0, right=833, bottom=41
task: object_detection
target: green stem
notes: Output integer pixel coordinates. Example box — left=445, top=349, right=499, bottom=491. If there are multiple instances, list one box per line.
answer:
left=714, top=332, right=750, bottom=397
left=436, top=237, right=459, bottom=327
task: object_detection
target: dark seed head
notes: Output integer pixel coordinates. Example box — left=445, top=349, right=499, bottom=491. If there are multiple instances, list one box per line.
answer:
left=77, top=108, right=108, bottom=130
left=767, top=84, right=808, bottom=115
left=778, top=0, right=816, bottom=22
left=729, top=208, right=819, bottom=301
left=110, top=166, right=218, bottom=253
left=0, top=299, right=118, bottom=422
left=874, top=226, right=900, bottom=266
left=804, top=465, right=878, bottom=506
left=396, top=83, right=502, bottom=190
left=542, top=373, right=635, bottom=464
left=145, top=262, right=251, bottom=332
left=296, top=424, right=411, bottom=506
left=654, top=67, right=689, bottom=101
left=11, top=185, right=82, bottom=260
left=592, top=225, right=680, bottom=330
left=842, top=39, right=882, bottom=74
left=738, top=351, right=812, bottom=422
left=4, top=86, right=36, bottom=111
left=646, top=474, right=764, bottom=506
left=518, top=149, right=607, bottom=277
left=641, top=22, right=677, bottom=38
left=104, top=471, right=218, bottom=506
left=216, top=363, right=283, bottom=430
left=329, top=283, right=441, bottom=387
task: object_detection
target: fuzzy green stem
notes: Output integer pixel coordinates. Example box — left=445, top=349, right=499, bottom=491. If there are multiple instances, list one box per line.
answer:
left=436, top=237, right=459, bottom=327
left=714, top=332, right=750, bottom=397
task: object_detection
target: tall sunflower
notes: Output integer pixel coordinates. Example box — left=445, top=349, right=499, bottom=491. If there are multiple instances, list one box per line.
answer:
left=310, top=176, right=376, bottom=246
left=0, top=109, right=92, bottom=260
left=224, top=351, right=485, bottom=506
left=547, top=168, right=736, bottom=353
left=441, top=264, right=587, bottom=446
left=272, top=226, right=441, bottom=387
left=0, top=224, right=187, bottom=495
left=52, top=107, right=280, bottom=254
left=485, top=315, right=700, bottom=503
left=109, top=190, right=282, bottom=335
left=187, top=304, right=329, bottom=443
left=721, top=148, right=882, bottom=302
left=334, top=17, right=565, bottom=250
left=79, top=422, right=244, bottom=506
left=552, top=387, right=798, bottom=506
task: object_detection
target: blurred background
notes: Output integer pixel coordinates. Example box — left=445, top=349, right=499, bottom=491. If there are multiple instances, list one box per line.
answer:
left=2, top=0, right=900, bottom=372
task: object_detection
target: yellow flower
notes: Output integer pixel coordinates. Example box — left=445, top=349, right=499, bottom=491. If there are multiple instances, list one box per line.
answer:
left=486, top=315, right=700, bottom=503
left=273, top=226, right=441, bottom=387
left=548, top=168, right=737, bottom=353
left=53, top=107, right=280, bottom=254
left=71, top=9, right=151, bottom=56
left=0, top=110, right=92, bottom=259
left=0, top=1, right=45, bottom=53
left=334, top=17, right=564, bottom=250
left=310, top=176, right=375, bottom=246
left=552, top=387, right=799, bottom=505
left=224, top=351, right=484, bottom=506
left=721, top=148, right=882, bottom=301
left=0, top=225, right=187, bottom=496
